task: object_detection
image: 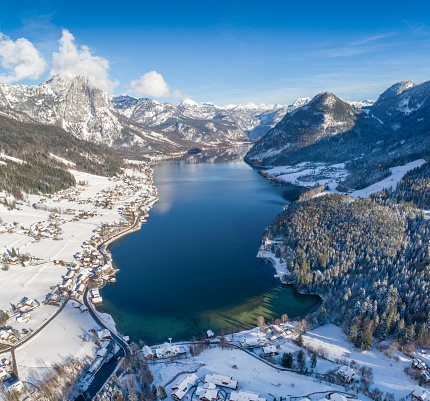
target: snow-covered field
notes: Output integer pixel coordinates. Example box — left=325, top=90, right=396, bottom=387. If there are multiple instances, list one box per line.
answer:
left=265, top=162, right=348, bottom=189
left=15, top=303, right=100, bottom=383
left=149, top=323, right=418, bottom=401
left=264, top=159, right=426, bottom=198
left=0, top=163, right=157, bottom=393
left=348, top=159, right=426, bottom=199
left=303, top=324, right=416, bottom=399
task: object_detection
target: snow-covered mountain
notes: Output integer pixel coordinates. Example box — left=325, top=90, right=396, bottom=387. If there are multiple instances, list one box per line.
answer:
left=111, top=96, right=305, bottom=142
left=245, top=92, right=360, bottom=163
left=245, top=81, right=430, bottom=182
left=0, top=75, right=196, bottom=155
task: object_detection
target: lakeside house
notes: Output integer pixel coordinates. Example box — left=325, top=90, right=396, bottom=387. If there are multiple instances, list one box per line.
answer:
left=172, top=373, right=198, bottom=401
left=205, top=374, right=238, bottom=390
left=230, top=390, right=266, bottom=401
left=142, top=345, right=155, bottom=360
left=155, top=342, right=183, bottom=358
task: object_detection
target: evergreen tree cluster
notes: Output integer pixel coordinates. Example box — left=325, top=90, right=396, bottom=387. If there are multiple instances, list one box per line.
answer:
left=0, top=114, right=124, bottom=195
left=266, top=193, right=430, bottom=346
left=372, top=161, right=430, bottom=209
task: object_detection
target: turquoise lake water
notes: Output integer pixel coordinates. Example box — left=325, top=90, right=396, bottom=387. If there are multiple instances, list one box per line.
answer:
left=99, top=148, right=320, bottom=345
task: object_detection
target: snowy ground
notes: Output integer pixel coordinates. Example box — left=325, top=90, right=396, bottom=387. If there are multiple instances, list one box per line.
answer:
left=303, top=324, right=417, bottom=399
left=264, top=159, right=426, bottom=198
left=15, top=303, right=100, bottom=384
left=348, top=159, right=426, bottom=199
left=0, top=163, right=156, bottom=391
left=151, top=347, right=353, bottom=401
left=148, top=323, right=418, bottom=401
left=265, top=162, right=348, bottom=188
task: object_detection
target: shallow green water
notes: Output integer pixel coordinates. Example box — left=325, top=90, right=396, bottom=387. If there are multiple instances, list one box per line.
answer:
left=99, top=149, right=320, bottom=345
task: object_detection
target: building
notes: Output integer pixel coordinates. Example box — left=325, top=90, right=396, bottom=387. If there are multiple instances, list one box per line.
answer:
left=335, top=365, right=356, bottom=383
left=142, top=345, right=154, bottom=360
left=262, top=345, right=278, bottom=357
left=15, top=313, right=31, bottom=323
left=155, top=342, right=181, bottom=358
left=196, top=383, right=220, bottom=401
left=412, top=387, right=428, bottom=401
left=230, top=390, right=266, bottom=401
left=205, top=374, right=238, bottom=389
left=171, top=373, right=198, bottom=401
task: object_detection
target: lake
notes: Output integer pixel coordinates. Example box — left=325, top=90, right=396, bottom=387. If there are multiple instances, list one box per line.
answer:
left=99, top=147, right=321, bottom=345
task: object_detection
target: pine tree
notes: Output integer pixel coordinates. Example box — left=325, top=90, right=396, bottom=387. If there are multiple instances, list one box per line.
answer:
left=157, top=386, right=167, bottom=400
left=311, top=353, right=317, bottom=369
left=281, top=352, right=293, bottom=368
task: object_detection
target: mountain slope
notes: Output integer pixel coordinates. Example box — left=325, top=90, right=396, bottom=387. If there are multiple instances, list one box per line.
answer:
left=0, top=75, right=196, bottom=155
left=0, top=113, right=123, bottom=195
left=245, top=92, right=360, bottom=164
left=245, top=81, right=430, bottom=190
left=111, top=96, right=298, bottom=142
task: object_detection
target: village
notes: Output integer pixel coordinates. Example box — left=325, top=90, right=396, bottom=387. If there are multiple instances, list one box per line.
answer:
left=0, top=156, right=428, bottom=401
left=0, top=158, right=159, bottom=397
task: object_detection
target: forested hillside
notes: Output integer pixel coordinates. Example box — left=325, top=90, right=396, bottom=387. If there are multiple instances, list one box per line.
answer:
left=264, top=193, right=430, bottom=348
left=245, top=81, right=430, bottom=191
left=0, top=115, right=123, bottom=196
left=372, top=161, right=430, bottom=209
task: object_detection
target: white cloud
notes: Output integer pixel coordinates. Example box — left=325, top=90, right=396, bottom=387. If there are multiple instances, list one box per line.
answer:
left=51, top=29, right=118, bottom=92
left=0, top=33, right=47, bottom=83
left=130, top=71, right=182, bottom=98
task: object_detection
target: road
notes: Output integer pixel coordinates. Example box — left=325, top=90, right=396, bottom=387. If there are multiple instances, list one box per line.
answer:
left=83, top=288, right=129, bottom=358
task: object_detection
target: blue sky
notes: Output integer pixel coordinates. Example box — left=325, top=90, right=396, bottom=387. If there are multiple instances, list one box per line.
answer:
left=0, top=0, right=429, bottom=105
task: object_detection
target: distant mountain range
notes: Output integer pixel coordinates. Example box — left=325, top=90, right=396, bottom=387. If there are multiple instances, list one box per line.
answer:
left=0, top=75, right=313, bottom=156
left=111, top=95, right=311, bottom=142
left=245, top=81, right=430, bottom=190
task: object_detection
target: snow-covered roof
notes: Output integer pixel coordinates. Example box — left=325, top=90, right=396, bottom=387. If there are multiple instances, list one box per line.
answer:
left=205, top=373, right=238, bottom=389
left=413, top=387, right=428, bottom=401
left=172, top=373, right=198, bottom=400
left=230, top=390, right=266, bottom=401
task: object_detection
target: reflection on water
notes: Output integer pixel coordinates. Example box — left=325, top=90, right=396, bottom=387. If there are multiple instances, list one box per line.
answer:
left=100, top=147, right=320, bottom=345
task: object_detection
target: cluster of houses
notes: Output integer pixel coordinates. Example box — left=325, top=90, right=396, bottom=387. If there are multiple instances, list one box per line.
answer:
left=239, top=324, right=293, bottom=350
left=412, top=356, right=430, bottom=383
left=28, top=218, right=63, bottom=240
left=0, top=328, right=17, bottom=344
left=72, top=209, right=99, bottom=221
left=171, top=372, right=266, bottom=401
left=141, top=341, right=187, bottom=360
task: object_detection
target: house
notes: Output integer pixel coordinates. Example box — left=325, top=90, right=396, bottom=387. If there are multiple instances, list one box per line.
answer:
left=335, top=365, right=356, bottom=383
left=142, top=345, right=154, bottom=360
left=0, top=329, right=17, bottom=344
left=196, top=383, right=219, bottom=401
left=230, top=390, right=266, bottom=401
left=80, top=305, right=89, bottom=313
left=0, top=367, right=8, bottom=380
left=240, top=335, right=266, bottom=348
left=171, top=373, right=198, bottom=401
left=97, top=329, right=112, bottom=341
left=17, top=297, right=36, bottom=311
left=413, top=359, right=427, bottom=371
left=205, top=374, right=238, bottom=389
left=155, top=342, right=181, bottom=358
left=262, top=345, right=278, bottom=357
left=412, top=387, right=429, bottom=401
left=15, top=313, right=31, bottom=323
left=3, top=374, right=24, bottom=393
left=1, top=357, right=10, bottom=367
